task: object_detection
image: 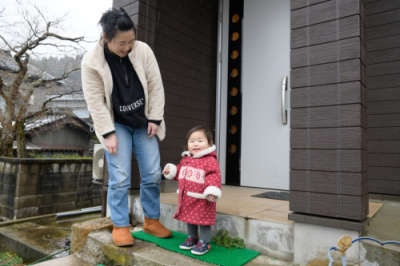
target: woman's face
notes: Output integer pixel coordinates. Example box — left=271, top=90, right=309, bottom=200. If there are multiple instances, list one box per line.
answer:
left=104, top=29, right=135, bottom=58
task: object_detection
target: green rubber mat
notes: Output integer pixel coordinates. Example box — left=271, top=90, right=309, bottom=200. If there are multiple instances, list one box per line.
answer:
left=131, top=230, right=260, bottom=266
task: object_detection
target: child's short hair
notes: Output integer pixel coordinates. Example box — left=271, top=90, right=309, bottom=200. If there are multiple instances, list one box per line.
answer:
left=184, top=126, right=213, bottom=150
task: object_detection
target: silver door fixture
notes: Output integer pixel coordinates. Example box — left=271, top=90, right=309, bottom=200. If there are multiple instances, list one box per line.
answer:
left=281, top=76, right=288, bottom=125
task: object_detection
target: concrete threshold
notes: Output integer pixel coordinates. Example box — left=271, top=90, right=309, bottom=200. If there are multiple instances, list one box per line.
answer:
left=124, top=187, right=297, bottom=262
left=71, top=226, right=293, bottom=266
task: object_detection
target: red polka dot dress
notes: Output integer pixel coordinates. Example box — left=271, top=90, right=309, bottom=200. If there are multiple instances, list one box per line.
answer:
left=163, top=145, right=222, bottom=226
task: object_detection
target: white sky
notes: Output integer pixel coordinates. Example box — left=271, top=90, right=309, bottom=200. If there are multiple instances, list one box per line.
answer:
left=0, top=0, right=112, bottom=56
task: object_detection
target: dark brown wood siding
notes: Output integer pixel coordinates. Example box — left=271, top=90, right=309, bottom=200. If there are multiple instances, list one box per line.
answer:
left=289, top=0, right=368, bottom=220
left=366, top=0, right=400, bottom=195
left=113, top=0, right=218, bottom=186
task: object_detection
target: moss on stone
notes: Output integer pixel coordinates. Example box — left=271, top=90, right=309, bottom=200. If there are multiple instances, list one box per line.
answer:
left=102, top=244, right=131, bottom=266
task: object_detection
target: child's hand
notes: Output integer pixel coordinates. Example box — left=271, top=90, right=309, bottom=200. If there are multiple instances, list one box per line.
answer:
left=162, top=167, right=170, bottom=175
left=207, top=194, right=217, bottom=202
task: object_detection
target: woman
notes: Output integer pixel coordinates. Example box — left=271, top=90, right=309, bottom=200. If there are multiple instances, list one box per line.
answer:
left=81, top=8, right=171, bottom=246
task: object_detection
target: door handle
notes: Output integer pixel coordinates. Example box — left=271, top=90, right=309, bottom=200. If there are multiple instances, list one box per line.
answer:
left=281, top=76, right=288, bottom=125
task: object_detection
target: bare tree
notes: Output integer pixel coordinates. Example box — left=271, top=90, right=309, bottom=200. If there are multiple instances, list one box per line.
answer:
left=0, top=0, right=86, bottom=158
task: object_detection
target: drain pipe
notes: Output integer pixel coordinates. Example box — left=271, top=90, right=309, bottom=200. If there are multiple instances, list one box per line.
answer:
left=80, top=206, right=102, bottom=211
left=55, top=206, right=102, bottom=219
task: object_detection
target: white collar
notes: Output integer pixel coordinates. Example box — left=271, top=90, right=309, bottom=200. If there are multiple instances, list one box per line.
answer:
left=181, top=145, right=216, bottom=158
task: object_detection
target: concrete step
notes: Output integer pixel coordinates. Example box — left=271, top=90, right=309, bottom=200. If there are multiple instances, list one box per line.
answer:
left=126, top=197, right=295, bottom=262
left=72, top=227, right=293, bottom=266
left=359, top=240, right=400, bottom=266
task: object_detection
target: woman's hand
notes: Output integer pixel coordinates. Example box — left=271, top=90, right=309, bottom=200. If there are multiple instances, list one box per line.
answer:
left=147, top=123, right=158, bottom=138
left=162, top=167, right=170, bottom=175
left=207, top=195, right=217, bottom=202
left=105, top=133, right=118, bottom=155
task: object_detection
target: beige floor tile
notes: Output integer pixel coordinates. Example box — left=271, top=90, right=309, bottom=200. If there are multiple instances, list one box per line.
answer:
left=221, top=187, right=265, bottom=197
left=161, top=186, right=383, bottom=224
left=268, top=202, right=290, bottom=213
left=160, top=195, right=178, bottom=201
left=247, top=210, right=293, bottom=225
left=160, top=198, right=178, bottom=205
left=368, top=202, right=383, bottom=218
left=239, top=199, right=286, bottom=211
left=160, top=192, right=177, bottom=197
left=216, top=202, right=269, bottom=217
left=216, top=207, right=250, bottom=217
left=160, top=192, right=179, bottom=205
left=218, top=196, right=244, bottom=203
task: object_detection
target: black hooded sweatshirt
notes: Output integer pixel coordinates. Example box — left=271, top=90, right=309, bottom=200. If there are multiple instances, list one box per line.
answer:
left=102, top=46, right=160, bottom=138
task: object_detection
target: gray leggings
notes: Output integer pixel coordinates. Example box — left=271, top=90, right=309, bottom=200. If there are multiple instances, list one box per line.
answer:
left=187, top=223, right=211, bottom=242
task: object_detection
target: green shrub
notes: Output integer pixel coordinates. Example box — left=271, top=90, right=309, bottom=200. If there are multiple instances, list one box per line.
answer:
left=27, top=152, right=46, bottom=158
left=211, top=230, right=245, bottom=249
left=27, top=152, right=92, bottom=159
left=50, top=154, right=92, bottom=159
left=0, top=252, right=23, bottom=265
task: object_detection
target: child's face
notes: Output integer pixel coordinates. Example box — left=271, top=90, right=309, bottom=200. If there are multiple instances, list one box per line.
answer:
left=188, top=131, right=211, bottom=156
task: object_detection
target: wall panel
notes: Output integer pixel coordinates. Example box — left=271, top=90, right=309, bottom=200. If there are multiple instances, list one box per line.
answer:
left=289, top=0, right=368, bottom=220
left=366, top=1, right=400, bottom=195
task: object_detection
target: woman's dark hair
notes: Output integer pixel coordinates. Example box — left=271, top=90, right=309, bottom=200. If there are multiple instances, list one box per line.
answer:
left=99, top=8, right=136, bottom=41
left=184, top=126, right=214, bottom=150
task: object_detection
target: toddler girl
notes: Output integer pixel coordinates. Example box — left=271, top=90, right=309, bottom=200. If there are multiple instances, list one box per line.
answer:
left=162, top=126, right=221, bottom=255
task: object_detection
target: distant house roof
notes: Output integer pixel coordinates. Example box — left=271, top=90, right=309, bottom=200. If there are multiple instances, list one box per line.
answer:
left=73, top=109, right=90, bottom=119
left=46, top=94, right=86, bottom=102
left=24, top=115, right=67, bottom=131
left=12, top=141, right=88, bottom=151
left=12, top=141, right=41, bottom=150
left=30, top=143, right=88, bottom=151
left=0, top=49, right=61, bottom=82
left=0, top=109, right=91, bottom=131
left=72, top=109, right=91, bottom=125
left=24, top=114, right=93, bottom=135
left=8, top=114, right=94, bottom=151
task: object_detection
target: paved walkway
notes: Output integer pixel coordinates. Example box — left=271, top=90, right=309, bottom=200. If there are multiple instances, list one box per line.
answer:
left=34, top=255, right=90, bottom=266
left=364, top=196, right=400, bottom=242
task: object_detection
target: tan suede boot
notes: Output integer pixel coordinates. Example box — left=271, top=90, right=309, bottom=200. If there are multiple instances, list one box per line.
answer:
left=143, top=217, right=172, bottom=238
left=112, top=226, right=134, bottom=246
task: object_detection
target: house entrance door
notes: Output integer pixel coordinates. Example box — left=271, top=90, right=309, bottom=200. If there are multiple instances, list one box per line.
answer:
left=241, top=0, right=291, bottom=189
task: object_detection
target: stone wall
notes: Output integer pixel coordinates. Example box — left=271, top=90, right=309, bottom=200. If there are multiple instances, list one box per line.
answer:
left=0, top=158, right=101, bottom=220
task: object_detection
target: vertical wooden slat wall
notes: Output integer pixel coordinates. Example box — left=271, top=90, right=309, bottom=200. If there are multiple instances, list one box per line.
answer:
left=289, top=0, right=368, bottom=220
left=366, top=0, right=400, bottom=196
left=113, top=0, right=218, bottom=182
